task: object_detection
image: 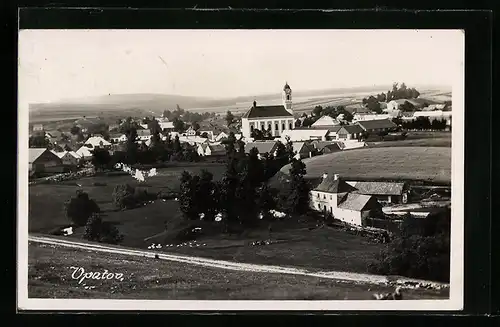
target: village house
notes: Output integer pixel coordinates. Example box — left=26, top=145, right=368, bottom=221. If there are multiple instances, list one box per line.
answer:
left=136, top=129, right=152, bottom=142
left=75, top=145, right=94, bottom=160
left=185, top=126, right=197, bottom=137
left=240, top=82, right=295, bottom=139
left=52, top=150, right=82, bottom=167
left=109, top=133, right=128, bottom=143
left=214, top=131, right=229, bottom=142
left=84, top=136, right=112, bottom=149
left=29, top=148, right=64, bottom=174
left=74, top=116, right=102, bottom=133
left=335, top=125, right=364, bottom=141
left=32, top=123, right=44, bottom=132
left=356, top=119, right=398, bottom=134
left=386, top=99, right=424, bottom=111
left=345, top=103, right=371, bottom=114
left=281, top=128, right=330, bottom=142
left=309, top=141, right=343, bottom=154
left=413, top=110, right=452, bottom=122
left=197, top=143, right=226, bottom=157
left=292, top=142, right=315, bottom=159
left=310, top=174, right=382, bottom=226
left=311, top=115, right=341, bottom=128
left=244, top=141, right=279, bottom=158
left=353, top=113, right=395, bottom=122
left=345, top=181, right=409, bottom=204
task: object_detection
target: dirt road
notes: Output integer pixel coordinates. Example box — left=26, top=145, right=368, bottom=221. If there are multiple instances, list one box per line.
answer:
left=28, top=234, right=448, bottom=290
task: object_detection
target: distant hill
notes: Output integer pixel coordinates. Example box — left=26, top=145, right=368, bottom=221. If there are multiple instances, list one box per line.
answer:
left=28, top=84, right=450, bottom=122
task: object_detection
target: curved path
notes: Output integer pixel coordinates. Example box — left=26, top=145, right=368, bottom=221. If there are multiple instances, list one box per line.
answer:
left=29, top=234, right=448, bottom=290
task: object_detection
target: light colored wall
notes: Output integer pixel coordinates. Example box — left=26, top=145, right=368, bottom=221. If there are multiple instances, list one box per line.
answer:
left=335, top=208, right=363, bottom=226
left=242, top=116, right=294, bottom=139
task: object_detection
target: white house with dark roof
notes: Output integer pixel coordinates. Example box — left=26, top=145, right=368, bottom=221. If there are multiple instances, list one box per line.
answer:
left=241, top=82, right=295, bottom=139
left=310, top=174, right=382, bottom=226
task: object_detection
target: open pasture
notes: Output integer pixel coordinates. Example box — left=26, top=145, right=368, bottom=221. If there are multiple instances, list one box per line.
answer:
left=28, top=164, right=226, bottom=234
left=280, top=146, right=451, bottom=184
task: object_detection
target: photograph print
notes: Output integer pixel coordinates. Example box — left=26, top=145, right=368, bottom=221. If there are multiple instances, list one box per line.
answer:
left=18, top=29, right=464, bottom=311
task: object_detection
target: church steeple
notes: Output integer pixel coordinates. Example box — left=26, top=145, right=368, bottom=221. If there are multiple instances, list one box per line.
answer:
left=282, top=81, right=293, bottom=115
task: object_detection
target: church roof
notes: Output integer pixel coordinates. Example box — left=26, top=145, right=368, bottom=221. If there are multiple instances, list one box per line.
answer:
left=283, top=82, right=291, bottom=91
left=241, top=104, right=293, bottom=119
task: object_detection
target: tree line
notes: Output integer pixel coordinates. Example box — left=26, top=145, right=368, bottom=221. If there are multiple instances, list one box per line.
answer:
left=363, top=82, right=421, bottom=114
left=178, top=135, right=311, bottom=230
left=392, top=116, right=449, bottom=131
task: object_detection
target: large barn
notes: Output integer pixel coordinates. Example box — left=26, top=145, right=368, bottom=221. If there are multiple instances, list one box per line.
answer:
left=29, top=148, right=64, bottom=173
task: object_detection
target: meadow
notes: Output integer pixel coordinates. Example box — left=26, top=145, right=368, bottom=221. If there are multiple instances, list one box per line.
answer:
left=279, top=146, right=451, bottom=184
left=28, top=242, right=449, bottom=300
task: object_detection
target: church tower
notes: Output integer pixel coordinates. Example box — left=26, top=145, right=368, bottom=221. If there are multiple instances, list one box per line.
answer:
left=282, top=82, right=293, bottom=115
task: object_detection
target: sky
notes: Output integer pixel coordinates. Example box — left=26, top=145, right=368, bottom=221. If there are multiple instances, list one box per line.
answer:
left=18, top=29, right=464, bottom=109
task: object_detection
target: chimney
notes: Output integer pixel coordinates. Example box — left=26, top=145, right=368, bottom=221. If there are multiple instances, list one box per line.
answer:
left=334, top=174, right=339, bottom=181
left=253, top=100, right=257, bottom=108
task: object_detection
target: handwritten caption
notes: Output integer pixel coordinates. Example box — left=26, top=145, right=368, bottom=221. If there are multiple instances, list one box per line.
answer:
left=70, top=266, right=125, bottom=284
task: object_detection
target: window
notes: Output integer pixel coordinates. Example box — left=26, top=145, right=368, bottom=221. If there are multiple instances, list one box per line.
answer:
left=268, top=123, right=271, bottom=130
left=317, top=193, right=320, bottom=198
left=250, top=125, right=254, bottom=131
left=330, top=195, right=332, bottom=200
left=261, top=123, right=265, bottom=131
left=323, top=195, right=326, bottom=199
left=289, top=123, right=293, bottom=130
left=282, top=123, right=286, bottom=130
left=275, top=123, right=279, bottom=131
left=286, top=94, right=290, bottom=101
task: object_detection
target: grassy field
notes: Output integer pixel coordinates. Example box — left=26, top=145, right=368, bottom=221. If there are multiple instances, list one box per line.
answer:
left=29, top=161, right=389, bottom=274
left=28, top=164, right=226, bottom=234
left=28, top=242, right=449, bottom=300
left=366, top=131, right=451, bottom=148
left=279, top=146, right=451, bottom=184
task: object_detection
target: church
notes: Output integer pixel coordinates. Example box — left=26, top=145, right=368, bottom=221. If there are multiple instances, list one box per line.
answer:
left=240, top=82, right=295, bottom=139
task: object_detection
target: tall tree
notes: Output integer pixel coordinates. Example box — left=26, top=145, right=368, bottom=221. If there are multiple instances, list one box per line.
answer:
left=286, top=159, right=310, bottom=215
left=179, top=171, right=199, bottom=220
left=225, top=111, right=235, bottom=127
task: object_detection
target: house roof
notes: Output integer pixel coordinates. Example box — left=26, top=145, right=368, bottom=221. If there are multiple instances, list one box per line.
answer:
left=244, top=142, right=278, bottom=154
left=351, top=181, right=406, bottom=196
left=311, top=115, right=340, bottom=127
left=76, top=146, right=93, bottom=157
left=208, top=144, right=226, bottom=153
left=356, top=119, right=397, bottom=130
left=45, top=130, right=63, bottom=138
left=314, top=176, right=357, bottom=193
left=338, top=124, right=364, bottom=134
left=338, top=193, right=378, bottom=211
left=29, top=148, right=50, bottom=163
left=85, top=136, right=111, bottom=147
left=241, top=104, right=293, bottom=119
left=321, top=143, right=342, bottom=152
left=292, top=142, right=314, bottom=153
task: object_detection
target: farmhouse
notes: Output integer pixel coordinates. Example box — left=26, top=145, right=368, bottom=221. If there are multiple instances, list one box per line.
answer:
left=110, top=133, right=127, bottom=143
left=136, top=129, right=152, bottom=142
left=335, top=125, right=363, bottom=141
left=345, top=103, right=371, bottom=114
left=353, top=113, right=394, bottom=122
left=197, top=143, right=226, bottom=157
left=240, top=82, right=295, bottom=139
left=346, top=181, right=409, bottom=204
left=313, top=141, right=343, bottom=154
left=215, top=131, right=229, bottom=142
left=84, top=136, right=112, bottom=149
left=244, top=141, right=278, bottom=157
left=185, top=126, right=197, bottom=137
left=356, top=119, right=397, bottom=134
left=32, top=124, right=44, bottom=131
left=292, top=142, right=315, bottom=159
left=29, top=148, right=64, bottom=173
left=53, top=150, right=81, bottom=167
left=281, top=128, right=330, bottom=142
left=75, top=145, right=94, bottom=160
left=310, top=174, right=382, bottom=226
left=311, top=115, right=341, bottom=127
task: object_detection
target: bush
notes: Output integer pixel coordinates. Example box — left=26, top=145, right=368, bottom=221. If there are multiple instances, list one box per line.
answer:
left=112, top=184, right=137, bottom=209
left=64, top=190, right=100, bottom=226
left=83, top=213, right=124, bottom=244
left=368, top=233, right=450, bottom=282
